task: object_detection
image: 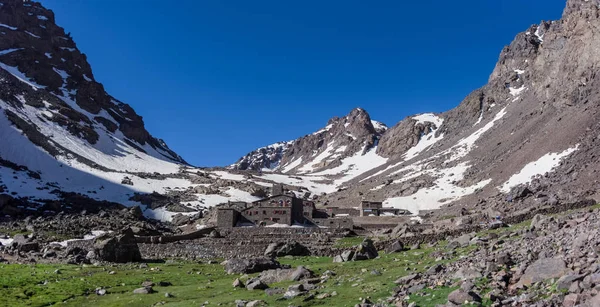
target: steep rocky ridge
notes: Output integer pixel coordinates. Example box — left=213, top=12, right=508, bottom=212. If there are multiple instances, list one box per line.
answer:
left=0, top=0, right=185, bottom=169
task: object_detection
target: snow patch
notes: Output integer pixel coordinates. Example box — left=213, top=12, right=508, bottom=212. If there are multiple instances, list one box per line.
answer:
left=0, top=23, right=17, bottom=30
left=499, top=145, right=579, bottom=193
left=313, top=145, right=388, bottom=186
left=509, top=86, right=526, bottom=97
left=384, top=162, right=491, bottom=215
left=281, top=157, right=303, bottom=173
left=25, top=31, right=40, bottom=38
left=0, top=48, right=23, bottom=56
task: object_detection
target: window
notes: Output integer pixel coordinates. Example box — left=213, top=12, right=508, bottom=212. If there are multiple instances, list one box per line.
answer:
left=263, top=210, right=266, bottom=215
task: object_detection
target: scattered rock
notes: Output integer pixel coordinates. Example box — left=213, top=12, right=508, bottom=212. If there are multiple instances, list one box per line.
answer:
left=224, top=257, right=281, bottom=274
left=133, top=286, right=154, bottom=294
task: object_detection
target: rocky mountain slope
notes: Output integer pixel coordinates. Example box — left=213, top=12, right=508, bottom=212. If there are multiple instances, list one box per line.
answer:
left=1, top=0, right=599, bottom=224
left=228, top=0, right=600, bottom=221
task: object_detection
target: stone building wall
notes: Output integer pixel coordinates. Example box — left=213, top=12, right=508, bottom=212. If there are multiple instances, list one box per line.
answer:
left=217, top=209, right=238, bottom=228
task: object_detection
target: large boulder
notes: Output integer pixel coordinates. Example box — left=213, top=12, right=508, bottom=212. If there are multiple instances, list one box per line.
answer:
left=333, top=238, right=379, bottom=262
left=448, top=289, right=482, bottom=305
left=259, top=266, right=314, bottom=284
left=385, top=240, right=404, bottom=253
left=224, top=257, right=282, bottom=274
left=264, top=241, right=310, bottom=258
left=516, top=258, right=571, bottom=287
left=93, top=228, right=142, bottom=263
left=246, top=278, right=269, bottom=291
left=352, top=238, right=378, bottom=260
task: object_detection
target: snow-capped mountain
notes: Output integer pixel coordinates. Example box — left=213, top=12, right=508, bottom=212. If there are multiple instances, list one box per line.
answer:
left=2, top=0, right=600, bottom=224
left=231, top=108, right=388, bottom=174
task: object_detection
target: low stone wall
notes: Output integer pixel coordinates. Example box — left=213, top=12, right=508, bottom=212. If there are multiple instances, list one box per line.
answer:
left=134, top=227, right=215, bottom=244
left=376, top=199, right=597, bottom=249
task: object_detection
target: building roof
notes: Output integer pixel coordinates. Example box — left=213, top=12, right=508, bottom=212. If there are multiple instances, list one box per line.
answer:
left=251, top=194, right=295, bottom=204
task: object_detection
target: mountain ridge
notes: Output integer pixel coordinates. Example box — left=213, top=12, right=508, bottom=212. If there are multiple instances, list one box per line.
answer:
left=0, top=0, right=598, bottom=225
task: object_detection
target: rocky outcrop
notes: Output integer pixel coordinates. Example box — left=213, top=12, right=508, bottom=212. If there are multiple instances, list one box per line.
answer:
left=93, top=228, right=142, bottom=263
left=333, top=238, right=378, bottom=262
left=223, top=257, right=282, bottom=274
left=264, top=241, right=310, bottom=258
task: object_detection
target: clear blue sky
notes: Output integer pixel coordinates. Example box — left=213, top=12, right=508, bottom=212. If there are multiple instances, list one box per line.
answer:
left=40, top=0, right=565, bottom=167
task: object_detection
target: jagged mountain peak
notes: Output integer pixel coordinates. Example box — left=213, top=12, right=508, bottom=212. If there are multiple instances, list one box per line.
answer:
left=231, top=107, right=386, bottom=173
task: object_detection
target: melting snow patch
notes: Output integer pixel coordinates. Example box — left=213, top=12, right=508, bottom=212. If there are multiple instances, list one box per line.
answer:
left=44, top=52, right=52, bottom=59
left=384, top=162, right=491, bottom=215
left=312, top=124, right=333, bottom=135
left=413, top=113, right=443, bottom=126
left=0, top=62, right=46, bottom=89
left=212, top=171, right=247, bottom=181
left=473, top=111, right=483, bottom=127
left=499, top=145, right=579, bottom=193
left=313, top=146, right=388, bottom=186
left=514, top=69, right=525, bottom=75
left=83, top=74, right=92, bottom=81
left=281, top=158, right=303, bottom=173
left=0, top=23, right=17, bottom=30
left=404, top=114, right=444, bottom=161
left=534, top=26, right=544, bottom=42
left=0, top=237, right=14, bottom=246
left=25, top=31, right=40, bottom=38
left=298, top=142, right=336, bottom=173
left=448, top=106, right=508, bottom=162
left=37, top=15, right=48, bottom=21
left=53, top=67, right=69, bottom=80
left=0, top=48, right=22, bottom=55
left=371, top=120, right=387, bottom=131
left=144, top=207, right=197, bottom=222
left=509, top=86, right=526, bottom=97
left=50, top=230, right=110, bottom=247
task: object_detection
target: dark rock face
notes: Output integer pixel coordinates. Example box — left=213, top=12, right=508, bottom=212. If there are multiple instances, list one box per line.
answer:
left=0, top=0, right=186, bottom=168
left=376, top=115, right=441, bottom=159
left=224, top=257, right=282, bottom=274
left=93, top=228, right=142, bottom=263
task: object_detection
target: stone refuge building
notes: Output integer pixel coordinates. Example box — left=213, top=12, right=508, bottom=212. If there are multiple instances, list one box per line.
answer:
left=217, top=184, right=353, bottom=229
